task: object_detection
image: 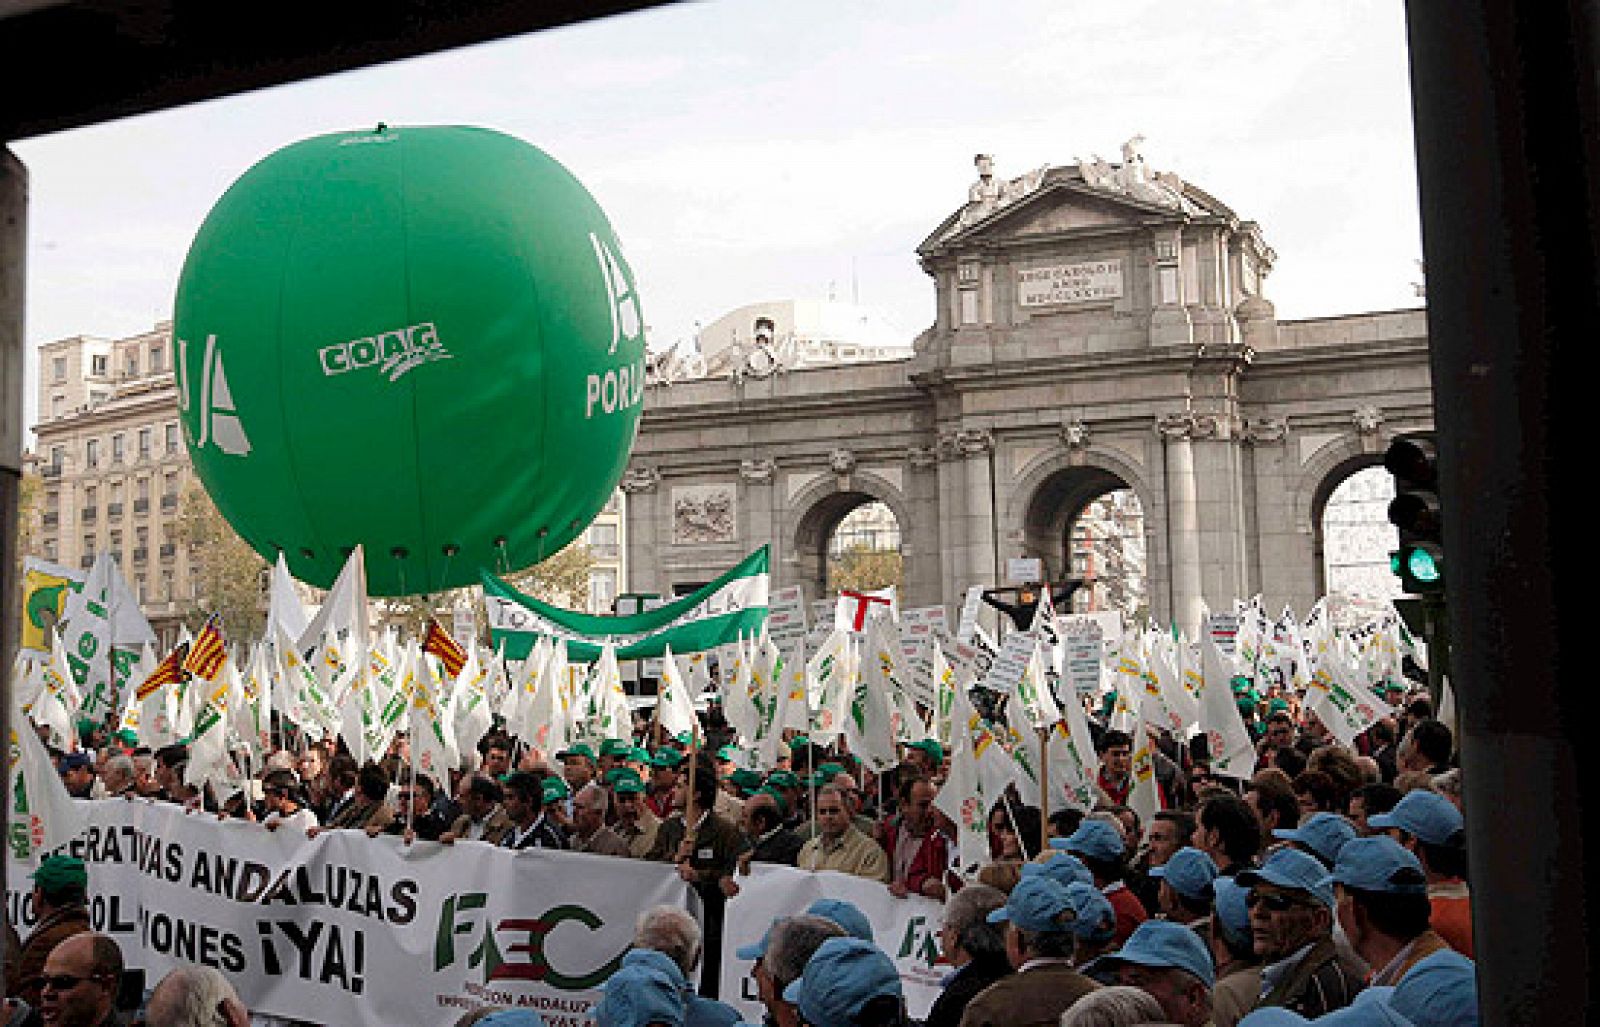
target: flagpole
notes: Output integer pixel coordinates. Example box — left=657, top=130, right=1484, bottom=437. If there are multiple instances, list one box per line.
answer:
left=1001, top=789, right=1029, bottom=861
left=1038, top=723, right=1052, bottom=856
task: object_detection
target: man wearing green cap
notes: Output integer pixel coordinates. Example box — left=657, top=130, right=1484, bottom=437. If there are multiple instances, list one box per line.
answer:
left=611, top=770, right=661, bottom=859
left=646, top=748, right=685, bottom=820
left=558, top=743, right=598, bottom=793
left=7, top=856, right=92, bottom=1011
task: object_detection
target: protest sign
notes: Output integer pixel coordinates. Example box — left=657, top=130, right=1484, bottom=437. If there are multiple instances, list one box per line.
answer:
left=7, top=800, right=688, bottom=1027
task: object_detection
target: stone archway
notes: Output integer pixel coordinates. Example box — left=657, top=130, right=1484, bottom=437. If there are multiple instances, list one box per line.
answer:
left=1307, top=453, right=1395, bottom=602
left=786, top=471, right=914, bottom=602
left=1009, top=450, right=1161, bottom=621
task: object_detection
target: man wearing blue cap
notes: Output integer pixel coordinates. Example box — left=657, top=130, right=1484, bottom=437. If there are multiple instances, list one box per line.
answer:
left=1272, top=812, right=1357, bottom=871
left=925, top=884, right=1009, bottom=1027
left=783, top=937, right=906, bottom=1026
left=1327, top=836, right=1478, bottom=1026
left=746, top=915, right=847, bottom=1027
left=1087, top=920, right=1216, bottom=1027
left=1208, top=878, right=1263, bottom=1027
left=960, top=876, right=1100, bottom=1026
left=1238, top=848, right=1365, bottom=1017
left=591, top=960, right=686, bottom=1027
left=1151, top=847, right=1218, bottom=936
left=1053, top=819, right=1147, bottom=945
left=1367, top=789, right=1472, bottom=957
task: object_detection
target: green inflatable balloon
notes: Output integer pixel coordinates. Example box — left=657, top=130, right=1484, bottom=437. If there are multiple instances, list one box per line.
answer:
left=173, top=125, right=645, bottom=596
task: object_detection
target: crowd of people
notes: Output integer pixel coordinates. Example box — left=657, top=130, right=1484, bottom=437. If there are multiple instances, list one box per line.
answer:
left=7, top=674, right=1477, bottom=1026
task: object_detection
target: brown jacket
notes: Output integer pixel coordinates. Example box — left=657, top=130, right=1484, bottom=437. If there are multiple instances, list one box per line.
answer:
left=325, top=796, right=395, bottom=832
left=7, top=904, right=91, bottom=1009
left=1253, top=936, right=1366, bottom=1018
left=449, top=807, right=514, bottom=846
left=959, top=962, right=1099, bottom=1027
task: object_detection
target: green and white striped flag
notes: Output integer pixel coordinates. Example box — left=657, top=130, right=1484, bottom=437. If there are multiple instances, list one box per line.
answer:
left=483, top=547, right=769, bottom=661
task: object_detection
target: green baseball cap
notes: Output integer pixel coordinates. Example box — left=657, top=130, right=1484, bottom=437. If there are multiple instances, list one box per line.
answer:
left=755, top=785, right=789, bottom=815
left=1268, top=697, right=1290, bottom=714
left=729, top=769, right=764, bottom=792
left=650, top=748, right=686, bottom=769
left=789, top=735, right=812, bottom=751
left=542, top=775, right=570, bottom=799
left=599, top=738, right=633, bottom=758
left=542, top=783, right=568, bottom=805
left=630, top=746, right=653, bottom=764
left=716, top=745, right=739, bottom=762
left=906, top=739, right=944, bottom=763
left=557, top=743, right=596, bottom=762
left=767, top=770, right=800, bottom=790
left=613, top=773, right=647, bottom=796
left=31, top=855, right=87, bottom=892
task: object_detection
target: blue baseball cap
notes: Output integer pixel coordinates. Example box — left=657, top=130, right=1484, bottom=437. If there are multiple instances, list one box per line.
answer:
left=1273, top=812, right=1358, bottom=867
left=1323, top=836, right=1428, bottom=895
left=1062, top=882, right=1117, bottom=943
left=1388, top=950, right=1478, bottom=1027
left=622, top=948, right=689, bottom=992
left=1237, top=848, right=1337, bottom=909
left=1211, top=877, right=1253, bottom=949
left=781, top=937, right=902, bottom=1025
left=1368, top=790, right=1464, bottom=846
left=1088, top=919, right=1216, bottom=988
left=807, top=898, right=874, bottom=942
left=590, top=963, right=685, bottom=1027
left=1021, top=851, right=1094, bottom=889
left=986, top=876, right=1075, bottom=934
left=1051, top=819, right=1124, bottom=862
left=736, top=922, right=777, bottom=961
left=1150, top=847, right=1218, bottom=902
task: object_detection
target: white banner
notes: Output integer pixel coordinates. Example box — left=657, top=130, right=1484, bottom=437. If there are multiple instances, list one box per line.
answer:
left=8, top=801, right=689, bottom=1026
left=719, top=864, right=945, bottom=1021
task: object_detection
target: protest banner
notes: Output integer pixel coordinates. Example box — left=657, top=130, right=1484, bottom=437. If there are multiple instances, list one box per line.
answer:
left=719, top=864, right=945, bottom=1021
left=7, top=800, right=688, bottom=1027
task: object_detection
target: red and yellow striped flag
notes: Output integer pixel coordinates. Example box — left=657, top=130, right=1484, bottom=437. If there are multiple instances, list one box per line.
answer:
left=183, top=615, right=228, bottom=682
left=423, top=618, right=468, bottom=679
left=136, top=641, right=189, bottom=702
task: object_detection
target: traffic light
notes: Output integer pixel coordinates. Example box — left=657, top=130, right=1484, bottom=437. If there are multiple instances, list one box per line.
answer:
left=1384, top=432, right=1444, bottom=593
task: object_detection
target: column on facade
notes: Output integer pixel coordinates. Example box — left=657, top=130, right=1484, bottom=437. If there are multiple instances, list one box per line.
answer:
left=1157, top=414, right=1206, bottom=638
left=934, top=427, right=1000, bottom=620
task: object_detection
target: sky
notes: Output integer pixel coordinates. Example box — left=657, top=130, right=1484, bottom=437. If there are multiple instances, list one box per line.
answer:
left=11, top=0, right=1422, bottom=440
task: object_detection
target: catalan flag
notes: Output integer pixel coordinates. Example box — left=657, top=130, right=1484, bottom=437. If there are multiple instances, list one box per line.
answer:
left=183, top=614, right=227, bottom=683
left=136, top=641, right=189, bottom=702
left=422, top=618, right=468, bottom=679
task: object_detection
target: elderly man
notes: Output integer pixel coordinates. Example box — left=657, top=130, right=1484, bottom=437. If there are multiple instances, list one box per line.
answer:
left=634, top=905, right=742, bottom=1026
left=1208, top=877, right=1263, bottom=1027
left=145, top=964, right=250, bottom=1027
left=611, top=771, right=661, bottom=859
left=570, top=783, right=631, bottom=856
left=960, top=876, right=1100, bottom=1026
left=1238, top=848, right=1365, bottom=1017
left=740, top=790, right=802, bottom=868
left=95, top=755, right=136, bottom=798
left=925, top=884, right=1009, bottom=1027
left=1088, top=920, right=1215, bottom=1027
left=36, top=932, right=122, bottom=1027
left=557, top=742, right=598, bottom=794
left=747, top=915, right=847, bottom=1027
left=7, top=856, right=92, bottom=1010
left=797, top=786, right=888, bottom=882
left=1150, top=847, right=1219, bottom=932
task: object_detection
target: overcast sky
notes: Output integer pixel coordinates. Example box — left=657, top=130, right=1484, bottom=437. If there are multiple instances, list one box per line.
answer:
left=12, top=0, right=1422, bottom=440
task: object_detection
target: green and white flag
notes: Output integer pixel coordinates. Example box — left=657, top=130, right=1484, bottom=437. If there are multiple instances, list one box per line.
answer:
left=655, top=645, right=701, bottom=743
left=483, top=547, right=770, bottom=661
left=7, top=706, right=88, bottom=861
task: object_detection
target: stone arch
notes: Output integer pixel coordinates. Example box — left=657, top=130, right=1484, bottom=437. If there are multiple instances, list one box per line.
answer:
left=1293, top=434, right=1392, bottom=598
left=785, top=470, right=914, bottom=601
left=1006, top=446, right=1165, bottom=616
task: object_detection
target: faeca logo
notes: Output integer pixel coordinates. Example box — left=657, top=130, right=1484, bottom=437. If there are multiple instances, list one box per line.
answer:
left=319, top=322, right=451, bottom=383
left=434, top=893, right=625, bottom=990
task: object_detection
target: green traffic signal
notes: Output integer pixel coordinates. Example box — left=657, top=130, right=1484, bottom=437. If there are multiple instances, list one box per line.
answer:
left=1407, top=545, right=1441, bottom=584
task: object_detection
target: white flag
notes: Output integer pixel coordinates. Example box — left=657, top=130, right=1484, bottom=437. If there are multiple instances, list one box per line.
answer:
left=1199, top=637, right=1256, bottom=780
left=655, top=645, right=701, bottom=743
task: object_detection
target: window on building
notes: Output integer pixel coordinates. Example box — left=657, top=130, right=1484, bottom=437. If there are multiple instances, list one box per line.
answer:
left=49, top=446, right=64, bottom=473
left=43, top=539, right=57, bottom=560
left=44, top=489, right=59, bottom=511
left=91, top=354, right=107, bottom=376
left=124, top=350, right=139, bottom=377
left=85, top=439, right=99, bottom=468
left=112, top=433, right=125, bottom=463
left=84, top=485, right=97, bottom=510
left=166, top=423, right=180, bottom=454
left=164, top=471, right=179, bottom=497
left=138, top=428, right=152, bottom=460
left=137, top=477, right=150, bottom=500
left=89, top=389, right=109, bottom=406
left=587, top=522, right=620, bottom=558
left=51, top=394, right=65, bottom=418
left=589, top=568, right=618, bottom=613
left=149, top=344, right=165, bottom=374
left=136, top=575, right=147, bottom=603
left=52, top=356, right=67, bottom=382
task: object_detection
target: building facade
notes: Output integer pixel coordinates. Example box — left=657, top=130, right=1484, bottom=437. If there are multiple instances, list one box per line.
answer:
left=624, top=149, right=1435, bottom=634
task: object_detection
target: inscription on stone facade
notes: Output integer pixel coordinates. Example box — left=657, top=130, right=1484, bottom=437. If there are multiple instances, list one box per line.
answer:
left=1018, top=259, right=1124, bottom=307
left=672, top=484, right=736, bottom=544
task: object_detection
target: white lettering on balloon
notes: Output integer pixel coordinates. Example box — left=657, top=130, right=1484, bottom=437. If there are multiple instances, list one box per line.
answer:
left=584, top=357, right=647, bottom=419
